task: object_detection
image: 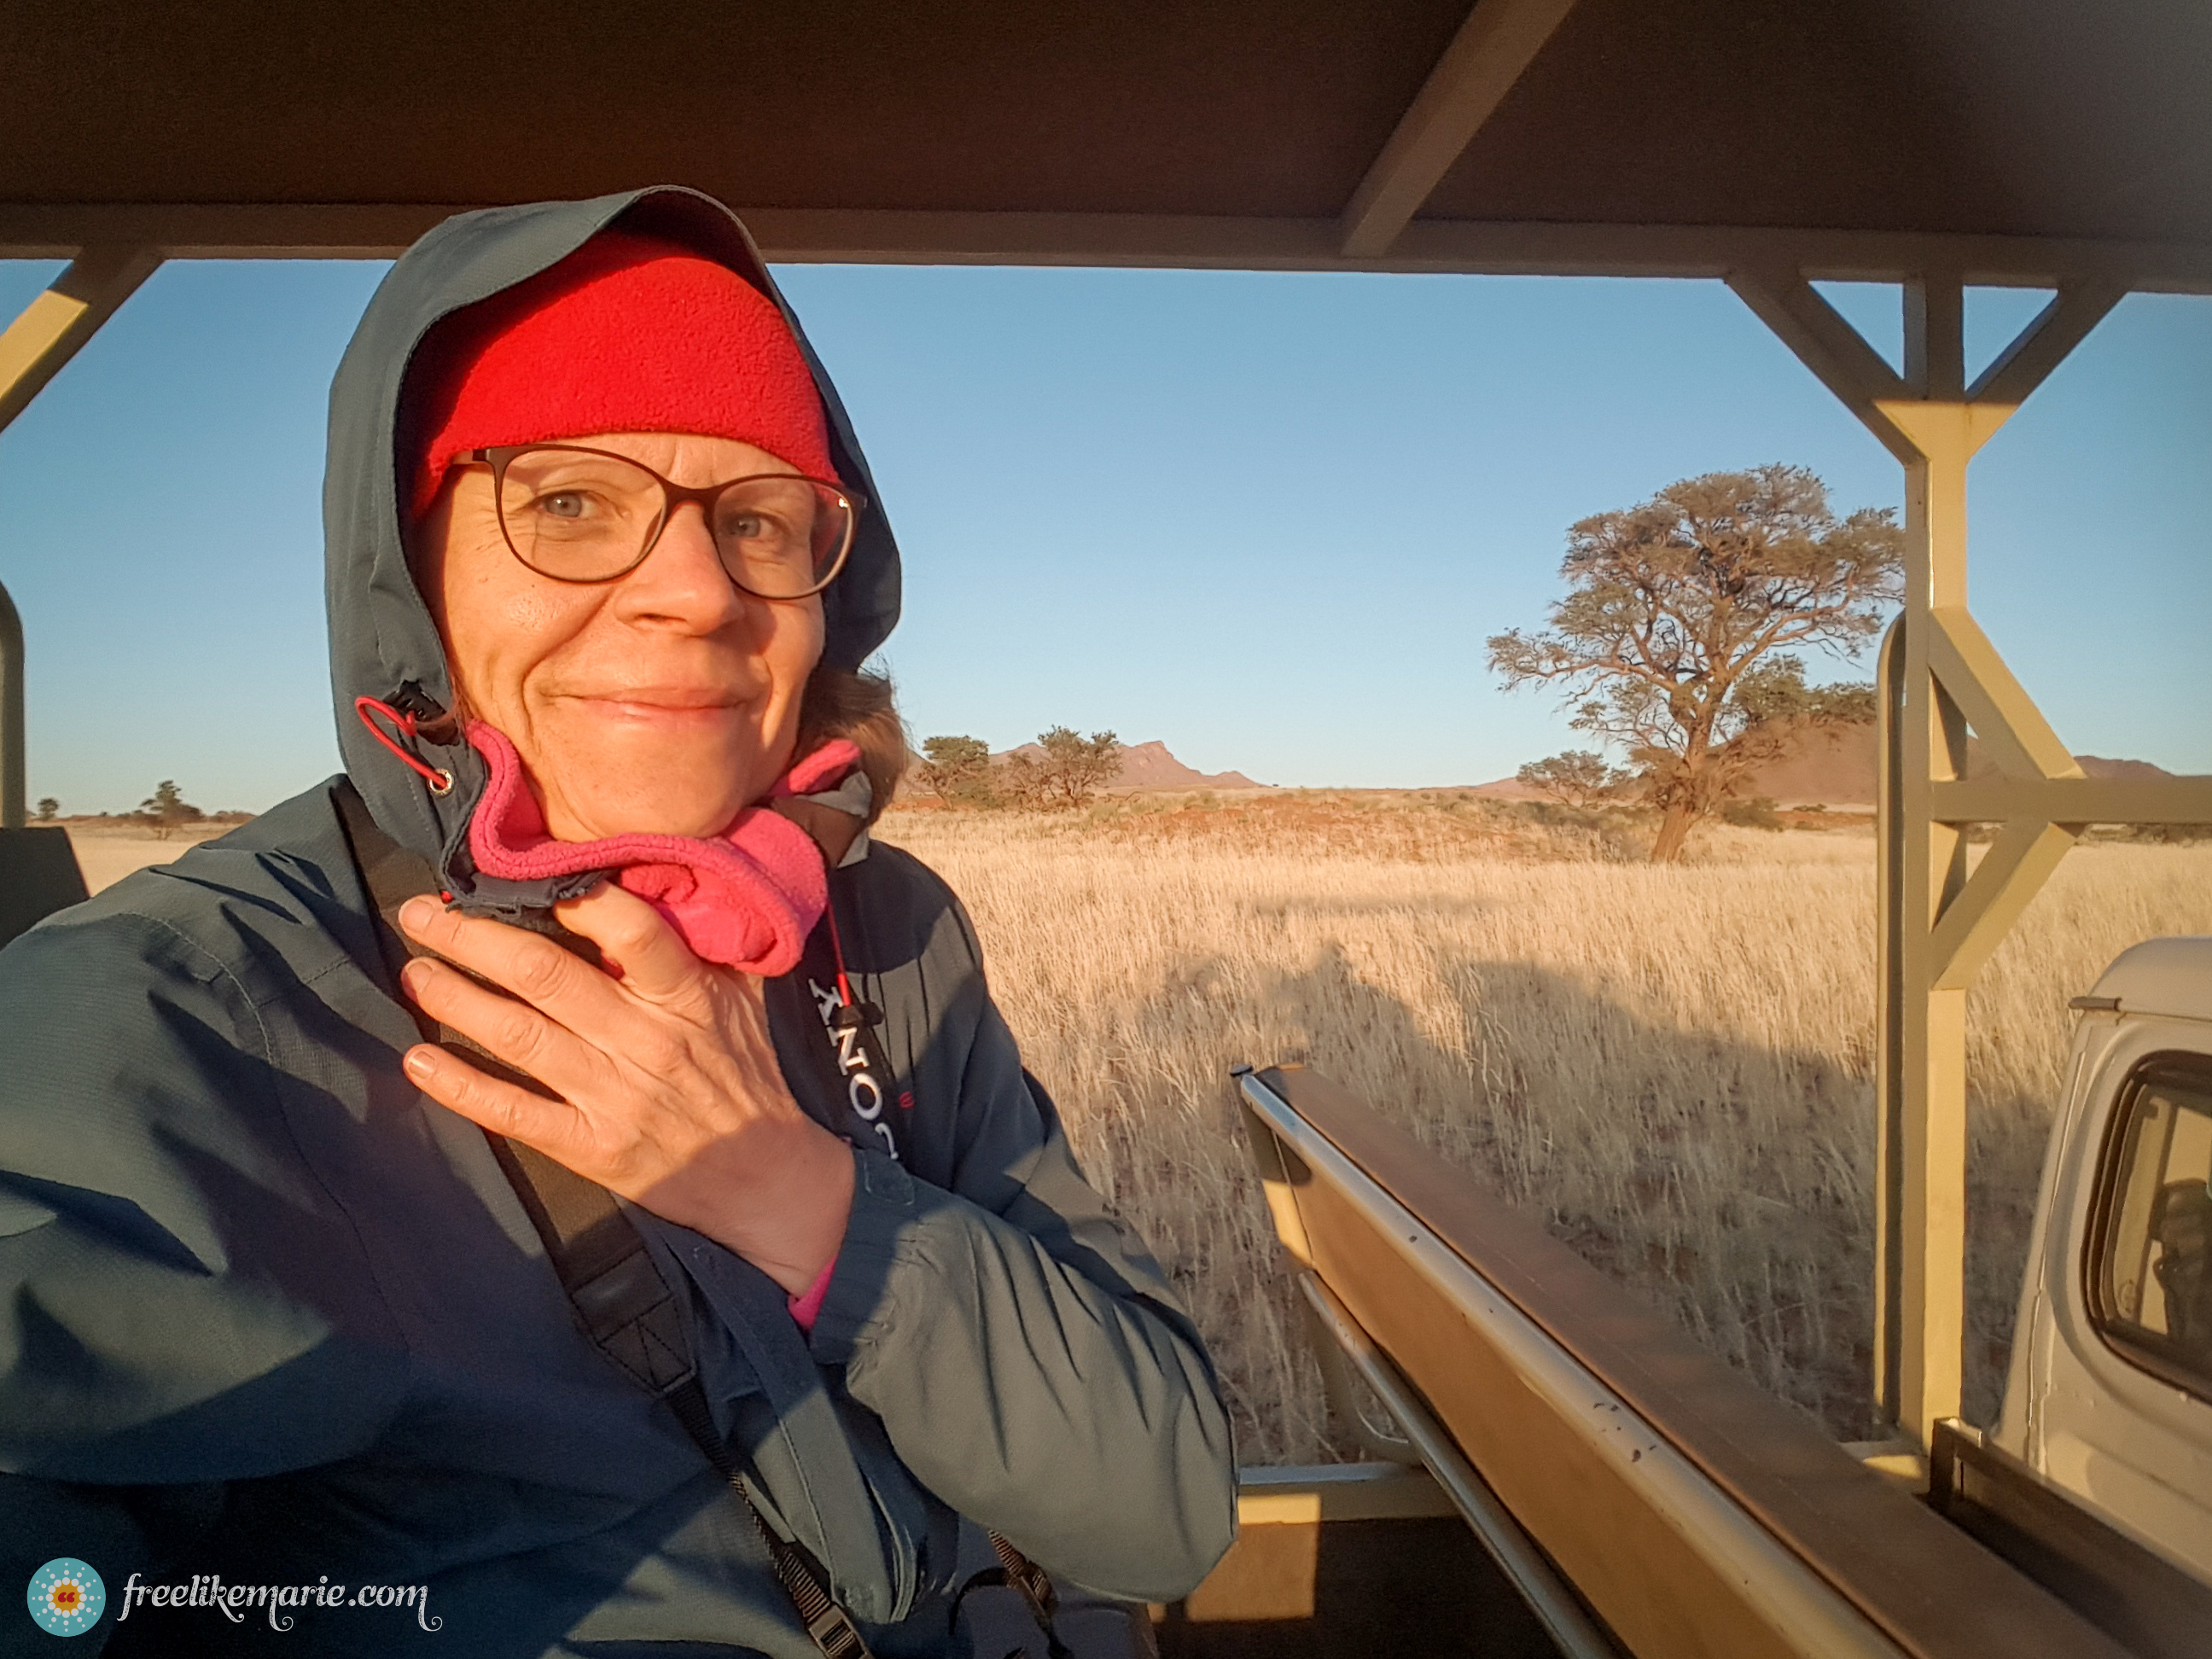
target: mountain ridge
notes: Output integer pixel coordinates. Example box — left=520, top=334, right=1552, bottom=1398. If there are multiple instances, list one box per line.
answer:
left=990, top=738, right=1268, bottom=792
left=956, top=725, right=2177, bottom=801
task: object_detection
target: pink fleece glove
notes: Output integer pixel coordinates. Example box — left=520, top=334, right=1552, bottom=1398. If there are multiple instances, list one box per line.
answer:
left=464, top=724, right=859, bottom=975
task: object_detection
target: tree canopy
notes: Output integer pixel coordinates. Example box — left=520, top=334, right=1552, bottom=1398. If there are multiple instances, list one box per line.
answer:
left=137, top=778, right=202, bottom=839
left=915, top=734, right=993, bottom=805
left=913, top=728, right=1125, bottom=811
left=1488, top=465, right=1902, bottom=860
left=1516, top=750, right=1628, bottom=808
left=1004, top=728, right=1123, bottom=809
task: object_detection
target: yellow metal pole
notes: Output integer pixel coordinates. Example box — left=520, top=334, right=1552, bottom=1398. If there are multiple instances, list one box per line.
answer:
left=1891, top=422, right=1970, bottom=1450
left=1877, top=329, right=2010, bottom=1447
left=1734, top=269, right=2141, bottom=1458
left=0, top=246, right=161, bottom=434
left=1873, top=621, right=1903, bottom=1418
left=0, top=247, right=160, bottom=830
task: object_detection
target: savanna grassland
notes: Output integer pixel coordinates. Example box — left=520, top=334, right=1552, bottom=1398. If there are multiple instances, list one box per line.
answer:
left=876, top=793, right=2212, bottom=1465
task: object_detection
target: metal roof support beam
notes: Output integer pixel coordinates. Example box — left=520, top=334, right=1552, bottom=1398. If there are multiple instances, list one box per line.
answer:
left=1337, top=0, right=1580, bottom=259
left=1930, top=774, right=2212, bottom=824
left=1726, top=268, right=1916, bottom=461
left=0, top=246, right=160, bottom=835
left=4, top=207, right=2211, bottom=292
left=1736, top=263, right=2209, bottom=1457
left=0, top=245, right=162, bottom=435
left=1969, top=279, right=2127, bottom=407
left=1903, top=272, right=1966, bottom=401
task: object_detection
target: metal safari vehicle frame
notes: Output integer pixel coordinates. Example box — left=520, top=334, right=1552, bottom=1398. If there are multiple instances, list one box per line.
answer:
left=4, top=3, right=2209, bottom=1653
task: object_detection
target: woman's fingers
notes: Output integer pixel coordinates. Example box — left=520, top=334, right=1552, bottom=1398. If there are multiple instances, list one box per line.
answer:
left=403, top=1040, right=581, bottom=1150
left=398, top=895, right=626, bottom=1026
left=550, top=882, right=705, bottom=1002
left=390, top=890, right=847, bottom=1291
left=399, top=954, right=594, bottom=1091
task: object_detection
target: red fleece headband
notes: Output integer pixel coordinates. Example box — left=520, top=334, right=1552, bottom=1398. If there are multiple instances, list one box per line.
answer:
left=405, top=230, right=836, bottom=520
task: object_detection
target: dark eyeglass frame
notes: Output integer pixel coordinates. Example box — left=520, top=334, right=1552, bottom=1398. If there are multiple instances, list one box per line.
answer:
left=461, top=443, right=864, bottom=597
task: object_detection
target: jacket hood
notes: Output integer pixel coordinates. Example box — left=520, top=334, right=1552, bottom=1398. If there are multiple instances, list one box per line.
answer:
left=324, top=189, right=900, bottom=891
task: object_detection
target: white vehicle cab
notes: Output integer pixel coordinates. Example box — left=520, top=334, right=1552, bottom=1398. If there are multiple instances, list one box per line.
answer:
left=1994, top=936, right=2212, bottom=1580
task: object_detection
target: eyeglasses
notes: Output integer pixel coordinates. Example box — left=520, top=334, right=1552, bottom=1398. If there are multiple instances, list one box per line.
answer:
left=462, top=444, right=862, bottom=597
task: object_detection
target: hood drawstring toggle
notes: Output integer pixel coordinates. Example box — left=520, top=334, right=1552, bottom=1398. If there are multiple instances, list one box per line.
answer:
left=822, top=900, right=883, bottom=1030
left=354, top=696, right=456, bottom=796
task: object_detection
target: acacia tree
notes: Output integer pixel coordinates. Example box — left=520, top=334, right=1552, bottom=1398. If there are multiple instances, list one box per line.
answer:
left=1516, top=750, right=1630, bottom=808
left=995, top=728, right=1122, bottom=810
left=1488, top=466, right=1902, bottom=862
left=915, top=734, right=993, bottom=806
left=1029, top=727, right=1122, bottom=808
left=137, top=778, right=203, bottom=841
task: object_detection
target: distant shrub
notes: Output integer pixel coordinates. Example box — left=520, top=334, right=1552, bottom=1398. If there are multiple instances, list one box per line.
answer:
left=917, top=735, right=995, bottom=806
left=136, top=779, right=203, bottom=840
left=1720, top=795, right=1784, bottom=831
left=1030, top=727, right=1122, bottom=809
left=1517, top=749, right=1630, bottom=808
left=2125, top=822, right=2212, bottom=845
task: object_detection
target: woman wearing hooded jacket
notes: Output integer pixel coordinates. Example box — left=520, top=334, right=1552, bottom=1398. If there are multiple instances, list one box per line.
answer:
left=0, top=190, right=1237, bottom=1657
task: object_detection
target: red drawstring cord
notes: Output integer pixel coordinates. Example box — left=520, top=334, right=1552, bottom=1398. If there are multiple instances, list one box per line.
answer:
left=823, top=893, right=857, bottom=1010
left=823, top=896, right=908, bottom=1114
left=353, top=696, right=456, bottom=796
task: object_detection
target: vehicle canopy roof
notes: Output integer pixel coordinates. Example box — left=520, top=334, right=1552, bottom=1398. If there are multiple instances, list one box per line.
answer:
left=4, top=0, right=2210, bottom=283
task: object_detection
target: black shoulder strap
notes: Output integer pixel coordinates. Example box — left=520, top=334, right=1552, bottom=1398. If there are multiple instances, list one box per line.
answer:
left=333, top=781, right=874, bottom=1659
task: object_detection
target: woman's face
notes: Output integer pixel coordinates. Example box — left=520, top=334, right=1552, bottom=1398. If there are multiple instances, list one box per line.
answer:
left=415, top=431, right=824, bottom=841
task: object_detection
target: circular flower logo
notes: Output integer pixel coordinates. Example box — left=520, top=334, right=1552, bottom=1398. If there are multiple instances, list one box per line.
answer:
left=26, top=1559, right=104, bottom=1638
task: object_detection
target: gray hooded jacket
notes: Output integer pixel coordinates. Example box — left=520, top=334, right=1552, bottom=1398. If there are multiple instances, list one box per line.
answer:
left=0, top=189, right=1236, bottom=1657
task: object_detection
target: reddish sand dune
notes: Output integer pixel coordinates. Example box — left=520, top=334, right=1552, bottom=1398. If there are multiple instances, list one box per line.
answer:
left=1474, top=721, right=2175, bottom=807
left=1749, top=725, right=2178, bottom=805
left=1747, top=721, right=1878, bottom=806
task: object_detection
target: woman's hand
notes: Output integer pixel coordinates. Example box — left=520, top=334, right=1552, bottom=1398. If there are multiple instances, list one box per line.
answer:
left=395, top=883, right=854, bottom=1295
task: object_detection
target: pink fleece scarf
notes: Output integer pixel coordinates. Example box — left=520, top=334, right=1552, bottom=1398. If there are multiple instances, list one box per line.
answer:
left=464, top=722, right=859, bottom=976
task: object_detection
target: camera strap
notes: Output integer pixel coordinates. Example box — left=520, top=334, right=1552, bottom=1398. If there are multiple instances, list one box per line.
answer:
left=335, top=780, right=875, bottom=1659
left=336, top=782, right=1072, bottom=1656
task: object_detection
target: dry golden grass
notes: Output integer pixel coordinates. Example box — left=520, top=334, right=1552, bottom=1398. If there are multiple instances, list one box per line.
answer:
left=878, top=795, right=2212, bottom=1464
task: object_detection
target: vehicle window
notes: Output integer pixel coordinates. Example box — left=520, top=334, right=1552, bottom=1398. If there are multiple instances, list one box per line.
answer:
left=2091, top=1057, right=2212, bottom=1399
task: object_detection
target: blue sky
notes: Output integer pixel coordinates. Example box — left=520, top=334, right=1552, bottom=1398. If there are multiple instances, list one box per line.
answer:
left=1, top=257, right=2204, bottom=812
